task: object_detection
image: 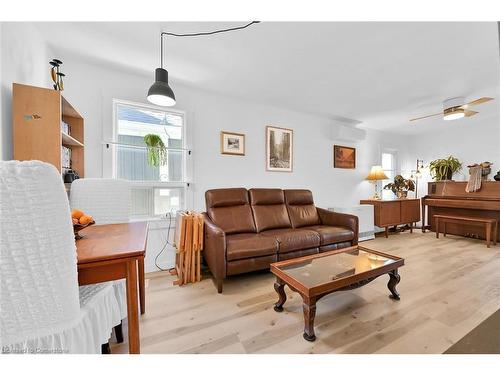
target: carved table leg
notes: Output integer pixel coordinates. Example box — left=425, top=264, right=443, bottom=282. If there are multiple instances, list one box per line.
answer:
left=302, top=296, right=317, bottom=341
left=273, top=278, right=287, bottom=312
left=388, top=269, right=401, bottom=300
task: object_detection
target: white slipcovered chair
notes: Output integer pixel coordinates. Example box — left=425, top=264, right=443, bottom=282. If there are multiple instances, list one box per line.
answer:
left=0, top=161, right=122, bottom=353
left=69, top=178, right=131, bottom=337
left=69, top=178, right=131, bottom=226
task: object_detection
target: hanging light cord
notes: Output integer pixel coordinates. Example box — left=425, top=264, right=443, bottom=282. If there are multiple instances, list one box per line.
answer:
left=159, top=21, right=260, bottom=68
left=161, top=21, right=260, bottom=38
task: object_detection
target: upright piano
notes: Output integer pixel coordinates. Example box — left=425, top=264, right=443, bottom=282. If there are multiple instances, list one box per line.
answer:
left=421, top=181, right=500, bottom=241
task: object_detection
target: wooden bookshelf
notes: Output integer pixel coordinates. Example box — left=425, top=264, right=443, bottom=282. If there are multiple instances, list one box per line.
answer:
left=13, top=83, right=85, bottom=178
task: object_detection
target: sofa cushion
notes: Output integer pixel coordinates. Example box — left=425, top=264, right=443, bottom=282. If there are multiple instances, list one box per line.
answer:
left=302, top=225, right=354, bottom=246
left=226, top=233, right=278, bottom=261
left=249, top=189, right=292, bottom=232
left=278, top=248, right=319, bottom=261
left=261, top=228, right=320, bottom=253
left=319, top=242, right=352, bottom=253
left=206, top=188, right=249, bottom=208
left=206, top=188, right=256, bottom=234
left=284, top=190, right=321, bottom=228
left=226, top=255, right=277, bottom=276
left=284, top=189, right=315, bottom=205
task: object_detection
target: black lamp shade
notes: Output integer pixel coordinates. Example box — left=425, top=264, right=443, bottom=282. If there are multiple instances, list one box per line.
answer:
left=147, top=68, right=176, bottom=106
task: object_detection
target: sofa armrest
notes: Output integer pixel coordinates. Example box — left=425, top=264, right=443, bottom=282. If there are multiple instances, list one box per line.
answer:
left=202, top=213, right=227, bottom=280
left=317, top=207, right=359, bottom=245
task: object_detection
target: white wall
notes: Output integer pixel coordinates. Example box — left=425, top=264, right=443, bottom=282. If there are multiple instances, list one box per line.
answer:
left=17, top=24, right=500, bottom=273
left=189, top=92, right=412, bottom=210
left=2, top=25, right=497, bottom=272
left=1, top=23, right=52, bottom=160
left=408, top=102, right=500, bottom=197
left=60, top=56, right=409, bottom=207
left=56, top=55, right=411, bottom=272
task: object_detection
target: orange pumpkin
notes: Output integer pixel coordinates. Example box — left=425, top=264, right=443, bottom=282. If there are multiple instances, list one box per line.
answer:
left=79, top=215, right=94, bottom=225
left=71, top=209, right=84, bottom=220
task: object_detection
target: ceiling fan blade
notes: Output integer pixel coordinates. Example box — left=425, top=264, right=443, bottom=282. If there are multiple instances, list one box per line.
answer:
left=461, top=97, right=494, bottom=108
left=465, top=110, right=478, bottom=117
left=409, top=113, right=442, bottom=122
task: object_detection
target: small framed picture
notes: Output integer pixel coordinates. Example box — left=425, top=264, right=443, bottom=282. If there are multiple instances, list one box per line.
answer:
left=266, top=126, right=293, bottom=172
left=220, top=131, right=245, bottom=156
left=334, top=145, right=356, bottom=169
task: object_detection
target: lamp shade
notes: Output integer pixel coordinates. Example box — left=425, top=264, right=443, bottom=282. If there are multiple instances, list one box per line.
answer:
left=147, top=68, right=176, bottom=107
left=365, top=165, right=389, bottom=181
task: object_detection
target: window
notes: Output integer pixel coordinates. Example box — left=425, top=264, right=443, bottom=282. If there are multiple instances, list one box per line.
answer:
left=113, top=100, right=187, bottom=218
left=381, top=151, right=397, bottom=199
left=381, top=152, right=395, bottom=180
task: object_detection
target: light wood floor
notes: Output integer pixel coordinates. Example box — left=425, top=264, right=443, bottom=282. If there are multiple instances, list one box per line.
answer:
left=111, top=232, right=500, bottom=354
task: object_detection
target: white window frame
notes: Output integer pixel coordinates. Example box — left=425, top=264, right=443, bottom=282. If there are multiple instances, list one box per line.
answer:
left=381, top=150, right=398, bottom=179
left=112, top=99, right=188, bottom=220
left=380, top=148, right=399, bottom=199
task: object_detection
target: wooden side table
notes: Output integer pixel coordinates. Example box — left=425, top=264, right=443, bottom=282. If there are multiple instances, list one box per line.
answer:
left=360, top=198, right=420, bottom=238
left=76, top=222, right=148, bottom=354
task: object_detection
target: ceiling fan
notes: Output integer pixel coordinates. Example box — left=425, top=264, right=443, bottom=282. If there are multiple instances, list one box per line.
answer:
left=409, top=96, right=494, bottom=122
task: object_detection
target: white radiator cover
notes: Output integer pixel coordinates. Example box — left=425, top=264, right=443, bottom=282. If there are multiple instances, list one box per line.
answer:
left=329, top=205, right=375, bottom=241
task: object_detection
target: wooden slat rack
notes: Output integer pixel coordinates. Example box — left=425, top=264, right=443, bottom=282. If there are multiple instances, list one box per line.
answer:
left=171, top=211, right=204, bottom=286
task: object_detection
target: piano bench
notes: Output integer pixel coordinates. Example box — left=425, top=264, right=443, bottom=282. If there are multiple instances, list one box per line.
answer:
left=434, top=215, right=498, bottom=248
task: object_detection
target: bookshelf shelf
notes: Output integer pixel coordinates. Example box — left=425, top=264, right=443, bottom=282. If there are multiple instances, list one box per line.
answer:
left=13, top=83, right=85, bottom=178
left=62, top=132, right=84, bottom=147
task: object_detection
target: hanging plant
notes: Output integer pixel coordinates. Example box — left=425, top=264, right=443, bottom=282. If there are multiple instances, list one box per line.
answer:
left=144, top=134, right=167, bottom=167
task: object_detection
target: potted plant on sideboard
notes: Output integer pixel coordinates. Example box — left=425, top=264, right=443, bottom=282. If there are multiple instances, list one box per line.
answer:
left=429, top=155, right=462, bottom=181
left=384, top=175, right=415, bottom=199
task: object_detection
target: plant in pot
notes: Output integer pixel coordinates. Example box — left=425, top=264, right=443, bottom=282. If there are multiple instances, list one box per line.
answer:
left=144, top=134, right=168, bottom=167
left=384, top=175, right=415, bottom=199
left=429, top=156, right=462, bottom=181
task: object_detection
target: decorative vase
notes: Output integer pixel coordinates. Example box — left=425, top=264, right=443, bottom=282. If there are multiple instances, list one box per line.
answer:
left=481, top=166, right=491, bottom=181
left=494, top=171, right=500, bottom=181
left=396, top=191, right=408, bottom=199
left=444, top=169, right=453, bottom=180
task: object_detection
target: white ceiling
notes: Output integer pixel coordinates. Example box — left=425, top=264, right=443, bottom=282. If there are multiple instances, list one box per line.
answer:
left=35, top=22, right=500, bottom=134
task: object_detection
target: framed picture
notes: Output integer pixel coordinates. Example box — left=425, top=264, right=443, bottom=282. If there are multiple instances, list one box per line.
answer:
left=334, top=145, right=356, bottom=169
left=266, top=126, right=293, bottom=172
left=220, top=131, right=245, bottom=156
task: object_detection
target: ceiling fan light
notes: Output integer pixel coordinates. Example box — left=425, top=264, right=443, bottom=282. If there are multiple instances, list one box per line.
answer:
left=443, top=107, right=465, bottom=121
left=147, top=68, right=176, bottom=107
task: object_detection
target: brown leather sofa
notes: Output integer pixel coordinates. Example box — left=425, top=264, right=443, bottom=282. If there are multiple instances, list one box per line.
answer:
left=203, top=188, right=358, bottom=293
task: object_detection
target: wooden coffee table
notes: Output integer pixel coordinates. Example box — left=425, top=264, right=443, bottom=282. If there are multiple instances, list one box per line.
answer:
left=270, top=245, right=404, bottom=341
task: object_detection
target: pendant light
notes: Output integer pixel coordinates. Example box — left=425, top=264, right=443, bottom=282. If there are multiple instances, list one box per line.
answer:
left=147, top=33, right=176, bottom=106
left=147, top=22, right=261, bottom=107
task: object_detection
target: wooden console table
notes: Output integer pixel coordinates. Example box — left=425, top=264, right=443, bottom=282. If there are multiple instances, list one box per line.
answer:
left=76, top=222, right=148, bottom=354
left=360, top=198, right=420, bottom=238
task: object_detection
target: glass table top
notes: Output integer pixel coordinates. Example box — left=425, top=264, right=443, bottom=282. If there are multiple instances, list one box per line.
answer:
left=276, top=248, right=398, bottom=288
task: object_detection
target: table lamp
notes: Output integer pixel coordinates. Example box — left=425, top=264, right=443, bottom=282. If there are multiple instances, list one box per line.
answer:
left=365, top=165, right=389, bottom=199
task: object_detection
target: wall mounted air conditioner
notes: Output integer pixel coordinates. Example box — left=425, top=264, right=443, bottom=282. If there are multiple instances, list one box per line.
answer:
left=329, top=205, right=374, bottom=241
left=330, top=123, right=366, bottom=142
